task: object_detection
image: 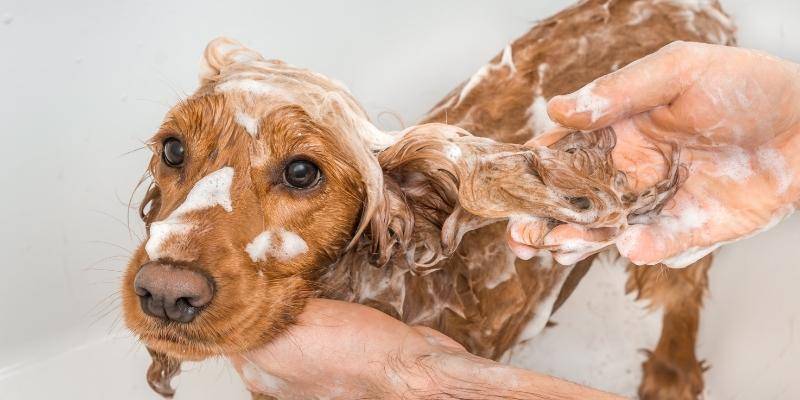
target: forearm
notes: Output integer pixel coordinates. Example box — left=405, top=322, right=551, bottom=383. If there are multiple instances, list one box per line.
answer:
left=392, top=351, right=623, bottom=400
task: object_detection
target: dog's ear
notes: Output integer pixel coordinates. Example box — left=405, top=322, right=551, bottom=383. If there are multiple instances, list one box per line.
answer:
left=365, top=124, right=666, bottom=268
left=198, top=37, right=266, bottom=85
left=366, top=124, right=500, bottom=269
left=146, top=347, right=182, bottom=398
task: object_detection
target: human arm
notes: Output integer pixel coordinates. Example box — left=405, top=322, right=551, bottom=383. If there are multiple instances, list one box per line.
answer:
left=229, top=299, right=623, bottom=400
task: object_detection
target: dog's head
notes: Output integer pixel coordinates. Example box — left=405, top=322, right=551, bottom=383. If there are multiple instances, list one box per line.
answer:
left=122, top=38, right=404, bottom=362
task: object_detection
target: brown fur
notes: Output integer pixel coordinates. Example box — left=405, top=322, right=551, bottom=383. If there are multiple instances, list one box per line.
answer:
left=122, top=0, right=736, bottom=398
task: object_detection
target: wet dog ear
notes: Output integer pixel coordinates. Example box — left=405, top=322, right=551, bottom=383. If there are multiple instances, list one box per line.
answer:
left=198, top=37, right=266, bottom=85
left=139, top=183, right=162, bottom=232
left=363, top=123, right=679, bottom=268
left=145, top=347, right=182, bottom=398
left=365, top=124, right=499, bottom=269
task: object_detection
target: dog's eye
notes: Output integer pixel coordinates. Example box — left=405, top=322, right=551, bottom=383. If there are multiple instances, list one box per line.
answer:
left=162, top=138, right=186, bottom=167
left=283, top=159, right=320, bottom=189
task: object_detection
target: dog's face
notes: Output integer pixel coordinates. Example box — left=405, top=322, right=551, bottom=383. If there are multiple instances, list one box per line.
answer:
left=122, top=39, right=385, bottom=359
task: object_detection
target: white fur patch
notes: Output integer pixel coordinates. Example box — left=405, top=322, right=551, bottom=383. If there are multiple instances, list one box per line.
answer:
left=145, top=167, right=235, bottom=259
left=245, top=229, right=309, bottom=262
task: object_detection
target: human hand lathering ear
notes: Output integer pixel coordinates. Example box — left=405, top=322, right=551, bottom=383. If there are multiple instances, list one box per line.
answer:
left=509, top=41, right=800, bottom=267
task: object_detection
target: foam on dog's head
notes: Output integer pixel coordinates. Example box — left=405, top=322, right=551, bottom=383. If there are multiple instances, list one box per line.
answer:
left=196, top=38, right=399, bottom=243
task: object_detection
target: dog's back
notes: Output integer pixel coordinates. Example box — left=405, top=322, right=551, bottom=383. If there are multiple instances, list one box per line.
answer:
left=324, top=0, right=736, bottom=387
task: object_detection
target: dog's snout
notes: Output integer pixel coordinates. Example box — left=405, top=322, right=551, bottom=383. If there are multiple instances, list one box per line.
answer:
left=133, top=262, right=214, bottom=323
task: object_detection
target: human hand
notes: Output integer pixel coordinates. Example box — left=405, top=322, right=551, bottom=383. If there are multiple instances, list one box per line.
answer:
left=228, top=299, right=622, bottom=399
left=508, top=42, right=800, bottom=267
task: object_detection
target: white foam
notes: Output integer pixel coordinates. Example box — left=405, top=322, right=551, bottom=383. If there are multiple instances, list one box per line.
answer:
left=456, top=43, right=517, bottom=104
left=627, top=1, right=653, bottom=25
left=514, top=264, right=575, bottom=343
left=245, top=231, right=274, bottom=263
left=572, top=82, right=610, bottom=123
left=457, top=65, right=492, bottom=104
left=445, top=144, right=462, bottom=161
left=757, top=147, right=793, bottom=195
left=245, top=229, right=309, bottom=262
left=484, top=250, right=518, bottom=289
left=234, top=111, right=260, bottom=137
left=663, top=205, right=796, bottom=268
left=216, top=79, right=296, bottom=101
left=528, top=96, right=557, bottom=137
left=499, top=44, right=517, bottom=73
left=145, top=167, right=235, bottom=259
left=277, top=230, right=309, bottom=260
left=714, top=146, right=753, bottom=182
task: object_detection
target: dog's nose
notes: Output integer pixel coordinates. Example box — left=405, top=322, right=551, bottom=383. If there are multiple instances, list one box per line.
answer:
left=133, top=262, right=214, bottom=323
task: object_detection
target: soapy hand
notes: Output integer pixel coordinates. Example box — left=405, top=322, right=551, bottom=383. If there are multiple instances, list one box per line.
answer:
left=508, top=41, right=800, bottom=267
left=229, top=299, right=621, bottom=399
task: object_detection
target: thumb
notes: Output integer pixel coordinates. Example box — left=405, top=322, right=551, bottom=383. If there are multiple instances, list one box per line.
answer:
left=548, top=41, right=707, bottom=131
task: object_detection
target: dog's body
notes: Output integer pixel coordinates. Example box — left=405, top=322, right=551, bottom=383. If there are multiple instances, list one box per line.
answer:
left=325, top=1, right=732, bottom=397
left=123, top=1, right=736, bottom=399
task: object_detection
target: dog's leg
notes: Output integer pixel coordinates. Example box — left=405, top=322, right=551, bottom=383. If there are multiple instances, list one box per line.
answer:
left=146, top=347, right=182, bottom=398
left=626, top=255, right=712, bottom=400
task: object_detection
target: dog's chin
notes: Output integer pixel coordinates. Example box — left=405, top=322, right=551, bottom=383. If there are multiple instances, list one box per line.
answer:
left=131, top=300, right=302, bottom=362
left=138, top=332, right=222, bottom=361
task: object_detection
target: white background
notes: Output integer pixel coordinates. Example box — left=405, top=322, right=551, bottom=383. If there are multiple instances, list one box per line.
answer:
left=0, top=0, right=798, bottom=398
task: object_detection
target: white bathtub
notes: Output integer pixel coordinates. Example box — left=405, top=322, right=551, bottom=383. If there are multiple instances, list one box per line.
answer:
left=1, top=0, right=798, bottom=398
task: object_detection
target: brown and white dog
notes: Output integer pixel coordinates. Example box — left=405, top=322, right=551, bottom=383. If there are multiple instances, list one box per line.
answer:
left=122, top=1, right=736, bottom=398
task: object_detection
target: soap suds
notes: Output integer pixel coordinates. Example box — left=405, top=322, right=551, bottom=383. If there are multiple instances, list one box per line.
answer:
left=529, top=96, right=557, bottom=137
left=663, top=204, right=796, bottom=268
left=713, top=146, right=753, bottom=182
left=514, top=264, right=575, bottom=343
left=627, top=1, right=653, bottom=25
left=456, top=43, right=517, bottom=104
left=484, top=250, right=518, bottom=289
left=572, top=82, right=610, bottom=123
left=246, top=229, right=309, bottom=262
left=216, top=79, right=296, bottom=101
left=235, top=111, right=260, bottom=137
left=145, top=167, right=235, bottom=259
left=499, top=44, right=517, bottom=74
left=445, top=144, right=462, bottom=161
left=757, top=147, right=793, bottom=195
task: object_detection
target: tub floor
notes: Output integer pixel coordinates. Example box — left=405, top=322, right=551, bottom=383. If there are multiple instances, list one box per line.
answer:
left=2, top=216, right=799, bottom=399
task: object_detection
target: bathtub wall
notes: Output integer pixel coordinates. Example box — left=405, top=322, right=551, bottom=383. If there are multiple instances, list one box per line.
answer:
left=1, top=0, right=798, bottom=398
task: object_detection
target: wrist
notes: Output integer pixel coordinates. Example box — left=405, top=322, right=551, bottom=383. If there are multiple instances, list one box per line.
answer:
left=387, top=349, right=623, bottom=400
